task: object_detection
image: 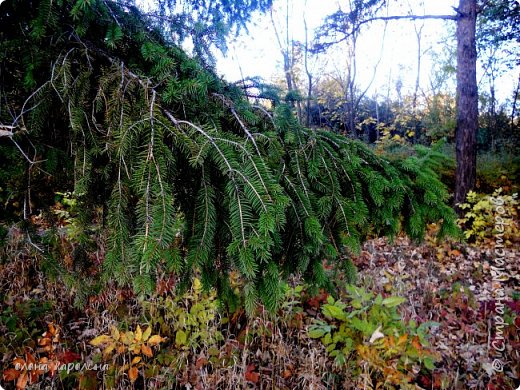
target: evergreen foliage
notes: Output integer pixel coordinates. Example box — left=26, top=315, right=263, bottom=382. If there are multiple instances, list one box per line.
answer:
left=0, top=0, right=458, bottom=311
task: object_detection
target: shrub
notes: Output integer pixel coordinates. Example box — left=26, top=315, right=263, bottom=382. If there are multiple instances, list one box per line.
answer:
left=457, top=188, right=519, bottom=245
left=308, top=285, right=439, bottom=388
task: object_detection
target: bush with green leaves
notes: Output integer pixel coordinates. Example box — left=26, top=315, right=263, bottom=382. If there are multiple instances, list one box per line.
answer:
left=0, top=0, right=458, bottom=311
left=457, top=188, right=518, bottom=244
left=140, top=278, right=223, bottom=353
left=308, top=285, right=439, bottom=388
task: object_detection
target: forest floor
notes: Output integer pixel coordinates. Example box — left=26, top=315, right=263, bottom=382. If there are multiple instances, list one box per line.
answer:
left=352, top=231, right=519, bottom=390
left=0, top=222, right=518, bottom=389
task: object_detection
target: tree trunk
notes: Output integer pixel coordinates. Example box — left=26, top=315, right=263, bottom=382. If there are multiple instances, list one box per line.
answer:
left=454, top=0, right=478, bottom=211
left=511, top=75, right=519, bottom=133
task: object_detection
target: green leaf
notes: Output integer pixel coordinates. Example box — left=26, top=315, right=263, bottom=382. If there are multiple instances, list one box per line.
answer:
left=308, top=328, right=327, bottom=339
left=350, top=317, right=373, bottom=335
left=423, top=357, right=435, bottom=370
left=322, top=304, right=347, bottom=321
left=381, top=296, right=407, bottom=307
left=175, top=330, right=188, bottom=346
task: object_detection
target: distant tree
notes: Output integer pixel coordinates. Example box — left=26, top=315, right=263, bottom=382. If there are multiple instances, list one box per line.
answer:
left=269, top=1, right=304, bottom=120
left=313, top=0, right=387, bottom=138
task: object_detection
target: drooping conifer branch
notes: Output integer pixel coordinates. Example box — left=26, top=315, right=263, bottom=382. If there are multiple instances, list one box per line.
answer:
left=0, top=0, right=459, bottom=311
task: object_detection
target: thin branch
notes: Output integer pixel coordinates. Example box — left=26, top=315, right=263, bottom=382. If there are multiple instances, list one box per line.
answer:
left=358, top=13, right=457, bottom=27
left=212, top=93, right=261, bottom=155
left=0, top=126, right=15, bottom=137
left=316, top=13, right=457, bottom=51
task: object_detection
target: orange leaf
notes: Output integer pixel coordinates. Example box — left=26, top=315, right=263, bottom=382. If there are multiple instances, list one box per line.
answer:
left=48, top=323, right=57, bottom=336
left=25, top=353, right=36, bottom=365
left=147, top=335, right=165, bottom=346
left=38, top=337, right=51, bottom=346
left=282, top=369, right=292, bottom=379
left=411, top=337, right=422, bottom=350
left=29, top=370, right=42, bottom=384
left=39, top=345, right=52, bottom=353
left=3, top=368, right=21, bottom=381
left=128, top=366, right=139, bottom=383
left=16, top=371, right=29, bottom=389
left=13, top=357, right=25, bottom=368
left=397, top=334, right=408, bottom=346
left=141, top=344, right=153, bottom=358
left=47, top=360, right=60, bottom=376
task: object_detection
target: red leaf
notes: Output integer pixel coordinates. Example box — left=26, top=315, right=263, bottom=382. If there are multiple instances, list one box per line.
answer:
left=245, top=370, right=260, bottom=383
left=57, top=351, right=81, bottom=364
left=245, top=364, right=260, bottom=383
left=195, top=356, right=208, bottom=369
left=3, top=368, right=21, bottom=381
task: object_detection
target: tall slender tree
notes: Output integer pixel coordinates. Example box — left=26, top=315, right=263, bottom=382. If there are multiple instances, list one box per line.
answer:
left=454, top=0, right=478, bottom=208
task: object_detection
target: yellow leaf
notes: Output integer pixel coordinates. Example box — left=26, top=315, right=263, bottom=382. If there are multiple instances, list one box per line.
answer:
left=142, top=326, right=152, bottom=342
left=90, top=335, right=113, bottom=346
left=135, top=325, right=142, bottom=342
left=121, top=332, right=134, bottom=345
left=131, top=356, right=141, bottom=365
left=102, top=344, right=116, bottom=358
left=147, top=335, right=164, bottom=346
left=193, top=278, right=202, bottom=291
left=110, top=326, right=120, bottom=341
left=128, top=366, right=138, bottom=383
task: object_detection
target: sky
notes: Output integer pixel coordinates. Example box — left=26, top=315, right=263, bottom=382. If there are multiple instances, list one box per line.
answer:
left=214, top=0, right=518, bottom=104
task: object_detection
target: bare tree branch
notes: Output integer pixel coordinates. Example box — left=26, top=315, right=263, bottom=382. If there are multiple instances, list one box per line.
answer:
left=315, top=13, right=458, bottom=51
left=360, top=13, right=457, bottom=26
left=0, top=125, right=16, bottom=137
